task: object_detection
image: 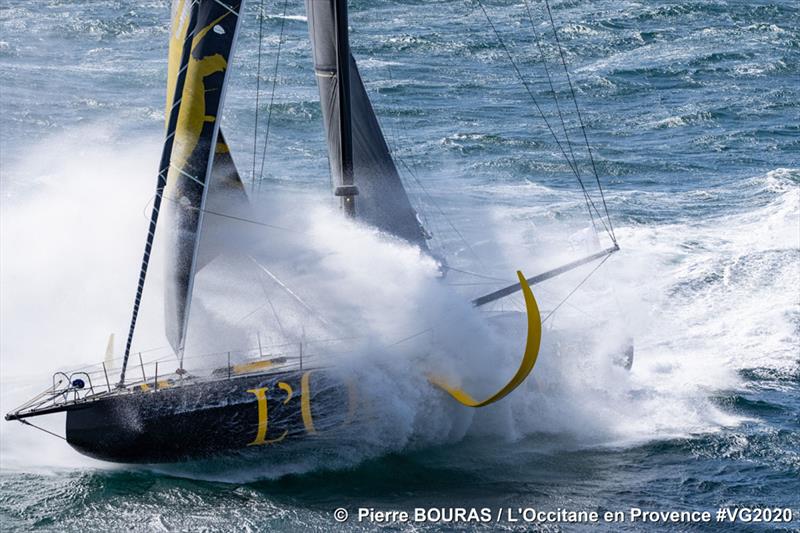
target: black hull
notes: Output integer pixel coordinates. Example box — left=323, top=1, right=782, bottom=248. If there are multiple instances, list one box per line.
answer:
left=65, top=369, right=349, bottom=463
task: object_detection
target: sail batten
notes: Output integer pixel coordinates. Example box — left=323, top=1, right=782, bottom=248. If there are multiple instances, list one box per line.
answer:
left=305, top=0, right=429, bottom=249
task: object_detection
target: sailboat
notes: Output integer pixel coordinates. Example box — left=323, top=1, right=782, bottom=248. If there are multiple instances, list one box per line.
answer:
left=5, top=0, right=622, bottom=463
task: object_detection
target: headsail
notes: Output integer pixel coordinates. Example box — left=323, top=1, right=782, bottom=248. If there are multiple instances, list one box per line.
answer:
left=194, top=129, right=250, bottom=270
left=163, top=0, right=243, bottom=356
left=305, top=0, right=429, bottom=249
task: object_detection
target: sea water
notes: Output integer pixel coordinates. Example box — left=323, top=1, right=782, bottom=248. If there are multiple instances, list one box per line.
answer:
left=0, top=1, right=798, bottom=531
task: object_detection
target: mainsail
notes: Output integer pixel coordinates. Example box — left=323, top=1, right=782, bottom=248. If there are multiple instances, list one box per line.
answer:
left=162, top=0, right=244, bottom=355
left=305, top=0, right=429, bottom=249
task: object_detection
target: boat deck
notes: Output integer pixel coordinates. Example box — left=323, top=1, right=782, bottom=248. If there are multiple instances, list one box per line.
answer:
left=5, top=344, right=322, bottom=421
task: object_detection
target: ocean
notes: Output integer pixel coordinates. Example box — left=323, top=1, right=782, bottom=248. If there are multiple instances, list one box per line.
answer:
left=0, top=0, right=798, bottom=531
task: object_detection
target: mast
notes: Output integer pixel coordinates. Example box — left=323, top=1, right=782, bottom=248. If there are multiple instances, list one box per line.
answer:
left=332, top=0, right=357, bottom=217
left=306, top=1, right=428, bottom=246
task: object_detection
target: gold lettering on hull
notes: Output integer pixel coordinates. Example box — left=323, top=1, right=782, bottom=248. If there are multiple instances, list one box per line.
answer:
left=248, top=372, right=358, bottom=445
left=300, top=372, right=316, bottom=434
left=301, top=371, right=358, bottom=435
left=246, top=382, right=293, bottom=446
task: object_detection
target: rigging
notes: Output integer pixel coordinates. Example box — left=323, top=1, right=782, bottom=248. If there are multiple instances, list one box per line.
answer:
left=521, top=0, right=599, bottom=234
left=473, top=0, right=616, bottom=245
left=252, top=0, right=289, bottom=191
left=472, top=0, right=614, bottom=243
left=251, top=1, right=266, bottom=188
left=540, top=0, right=616, bottom=243
left=464, top=0, right=620, bottom=310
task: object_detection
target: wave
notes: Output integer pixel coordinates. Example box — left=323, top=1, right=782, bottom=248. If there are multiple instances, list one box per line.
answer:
left=2, top=124, right=796, bottom=483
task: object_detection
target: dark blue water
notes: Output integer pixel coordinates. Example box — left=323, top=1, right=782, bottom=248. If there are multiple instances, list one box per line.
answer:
left=1, top=0, right=798, bottom=531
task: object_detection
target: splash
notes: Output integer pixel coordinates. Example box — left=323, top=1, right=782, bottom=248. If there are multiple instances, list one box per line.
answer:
left=2, top=126, right=797, bottom=480
left=0, top=125, right=165, bottom=472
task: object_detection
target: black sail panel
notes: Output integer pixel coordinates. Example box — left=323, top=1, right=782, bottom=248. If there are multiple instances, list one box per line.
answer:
left=349, top=57, right=429, bottom=249
left=163, top=0, right=243, bottom=355
left=209, top=131, right=246, bottom=194
left=305, top=0, right=429, bottom=249
left=194, top=129, right=250, bottom=271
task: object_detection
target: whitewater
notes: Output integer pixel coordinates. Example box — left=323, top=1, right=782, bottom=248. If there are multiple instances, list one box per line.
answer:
left=1, top=0, right=797, bottom=531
